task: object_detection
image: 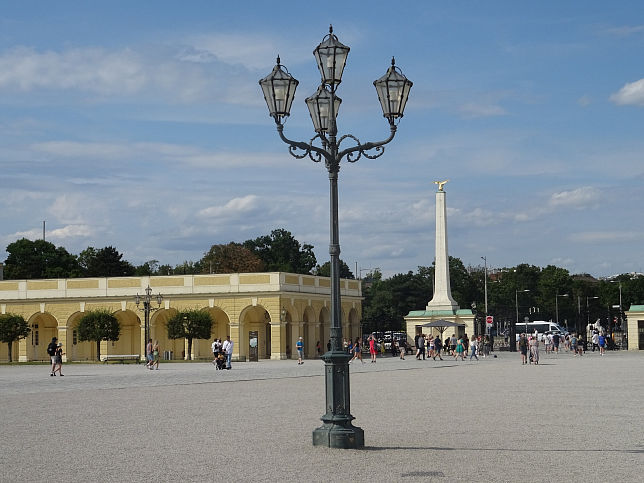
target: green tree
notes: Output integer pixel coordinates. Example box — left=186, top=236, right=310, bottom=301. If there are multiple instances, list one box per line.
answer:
left=200, top=243, right=265, bottom=273
left=174, top=260, right=202, bottom=275
left=536, top=265, right=573, bottom=322
left=78, top=246, right=135, bottom=277
left=244, top=228, right=317, bottom=274
left=4, top=238, right=79, bottom=279
left=0, top=314, right=30, bottom=362
left=76, top=309, right=120, bottom=361
left=315, top=259, right=354, bottom=279
left=166, top=309, right=213, bottom=360
left=135, top=260, right=160, bottom=276
left=361, top=268, right=432, bottom=333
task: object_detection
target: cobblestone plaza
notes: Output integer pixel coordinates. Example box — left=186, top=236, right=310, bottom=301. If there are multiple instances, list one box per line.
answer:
left=1, top=350, right=642, bottom=482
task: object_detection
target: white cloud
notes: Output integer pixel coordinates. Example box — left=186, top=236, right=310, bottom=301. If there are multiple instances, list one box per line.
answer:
left=48, top=194, right=105, bottom=225
left=548, top=186, right=600, bottom=209
left=48, top=224, right=95, bottom=239
left=0, top=45, right=258, bottom=104
left=602, top=25, right=644, bottom=36
left=181, top=33, right=311, bottom=71
left=577, top=95, right=591, bottom=107
left=30, top=140, right=290, bottom=169
left=459, top=102, right=507, bottom=118
left=0, top=46, right=146, bottom=94
left=610, top=78, right=644, bottom=106
left=568, top=232, right=640, bottom=243
left=198, top=195, right=260, bottom=218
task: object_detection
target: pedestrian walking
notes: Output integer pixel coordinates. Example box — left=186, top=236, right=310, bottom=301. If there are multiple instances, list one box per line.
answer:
left=416, top=334, right=426, bottom=360
left=316, top=341, right=321, bottom=358
left=349, top=337, right=364, bottom=364
left=483, top=335, right=491, bottom=358
left=433, top=335, right=443, bottom=360
left=598, top=333, right=606, bottom=356
left=519, top=334, right=528, bottom=364
left=152, top=340, right=160, bottom=369
left=54, top=342, right=64, bottom=376
left=529, top=336, right=539, bottom=365
left=47, top=337, right=58, bottom=376
left=469, top=336, right=478, bottom=361
left=222, top=335, right=233, bottom=369
left=398, top=340, right=406, bottom=360
left=552, top=332, right=560, bottom=353
left=369, top=335, right=377, bottom=363
left=454, top=337, right=465, bottom=361
left=296, top=336, right=304, bottom=365
left=145, top=338, right=154, bottom=368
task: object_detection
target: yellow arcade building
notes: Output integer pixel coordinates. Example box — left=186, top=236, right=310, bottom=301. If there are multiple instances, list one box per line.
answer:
left=0, top=272, right=363, bottom=363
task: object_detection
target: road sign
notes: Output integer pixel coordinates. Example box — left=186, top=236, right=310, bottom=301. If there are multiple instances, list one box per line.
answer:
left=486, top=315, right=493, bottom=325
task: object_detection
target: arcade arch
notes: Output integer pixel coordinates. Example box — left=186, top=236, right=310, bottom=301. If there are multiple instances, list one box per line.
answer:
left=239, top=305, right=271, bottom=360
left=302, top=305, right=316, bottom=357
left=67, top=312, right=95, bottom=361
left=111, top=309, right=141, bottom=356
left=27, top=312, right=58, bottom=362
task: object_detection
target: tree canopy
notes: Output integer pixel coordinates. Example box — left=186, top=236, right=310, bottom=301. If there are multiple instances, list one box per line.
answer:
left=78, top=246, right=135, bottom=277
left=166, top=309, right=213, bottom=360
left=0, top=313, right=30, bottom=362
left=3, top=238, right=79, bottom=279
left=244, top=228, right=317, bottom=274
left=315, top=259, right=355, bottom=279
left=76, top=309, right=120, bottom=361
left=200, top=242, right=265, bottom=274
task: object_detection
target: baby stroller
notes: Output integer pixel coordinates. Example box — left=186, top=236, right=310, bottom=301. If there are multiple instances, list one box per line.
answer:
left=215, top=351, right=226, bottom=370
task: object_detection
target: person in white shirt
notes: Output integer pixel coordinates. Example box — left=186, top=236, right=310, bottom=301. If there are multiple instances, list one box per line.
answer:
left=222, top=335, right=234, bottom=370
left=211, top=339, right=219, bottom=365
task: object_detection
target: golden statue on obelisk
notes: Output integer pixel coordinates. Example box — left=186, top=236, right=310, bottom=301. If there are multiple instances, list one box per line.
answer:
left=434, top=179, right=449, bottom=191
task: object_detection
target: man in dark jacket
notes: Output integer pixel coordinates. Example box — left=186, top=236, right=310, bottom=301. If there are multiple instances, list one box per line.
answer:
left=47, top=337, right=58, bottom=376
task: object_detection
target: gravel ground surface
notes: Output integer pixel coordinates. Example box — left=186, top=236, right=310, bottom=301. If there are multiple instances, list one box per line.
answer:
left=1, top=349, right=643, bottom=482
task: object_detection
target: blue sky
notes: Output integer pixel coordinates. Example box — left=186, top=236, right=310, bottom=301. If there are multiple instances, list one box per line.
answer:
left=1, top=1, right=643, bottom=278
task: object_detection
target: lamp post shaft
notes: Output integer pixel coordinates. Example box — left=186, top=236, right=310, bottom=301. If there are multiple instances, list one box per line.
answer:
left=260, top=29, right=411, bottom=450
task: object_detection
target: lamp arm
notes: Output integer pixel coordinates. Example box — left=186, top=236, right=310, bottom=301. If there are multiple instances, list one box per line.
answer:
left=276, top=124, right=331, bottom=163
left=337, top=124, right=397, bottom=162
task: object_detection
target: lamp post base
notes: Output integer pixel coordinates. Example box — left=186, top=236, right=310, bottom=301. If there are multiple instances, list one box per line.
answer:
left=312, top=423, right=364, bottom=448
left=312, top=350, right=364, bottom=449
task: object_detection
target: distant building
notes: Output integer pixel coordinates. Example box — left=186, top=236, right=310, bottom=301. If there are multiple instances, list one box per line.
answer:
left=0, top=272, right=362, bottom=362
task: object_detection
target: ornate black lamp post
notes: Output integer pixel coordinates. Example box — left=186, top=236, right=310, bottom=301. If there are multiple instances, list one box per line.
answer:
left=135, top=285, right=163, bottom=358
left=259, top=26, right=412, bottom=449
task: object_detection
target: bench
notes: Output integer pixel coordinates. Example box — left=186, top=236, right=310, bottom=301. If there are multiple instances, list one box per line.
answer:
left=101, top=354, right=141, bottom=364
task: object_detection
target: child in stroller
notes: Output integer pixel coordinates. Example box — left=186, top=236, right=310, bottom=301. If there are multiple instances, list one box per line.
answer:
left=215, top=351, right=226, bottom=370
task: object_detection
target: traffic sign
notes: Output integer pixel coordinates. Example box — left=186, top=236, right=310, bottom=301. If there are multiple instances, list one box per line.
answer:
left=486, top=315, right=493, bottom=325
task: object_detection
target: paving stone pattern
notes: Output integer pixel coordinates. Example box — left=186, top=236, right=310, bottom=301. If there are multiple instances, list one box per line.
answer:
left=1, top=350, right=642, bottom=482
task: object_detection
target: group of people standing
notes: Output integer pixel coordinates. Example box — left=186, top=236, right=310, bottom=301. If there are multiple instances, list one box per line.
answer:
left=414, top=333, right=492, bottom=362
left=211, top=336, right=233, bottom=370
left=517, top=329, right=610, bottom=364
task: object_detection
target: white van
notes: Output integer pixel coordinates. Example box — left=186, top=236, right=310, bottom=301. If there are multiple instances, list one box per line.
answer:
left=515, top=321, right=568, bottom=336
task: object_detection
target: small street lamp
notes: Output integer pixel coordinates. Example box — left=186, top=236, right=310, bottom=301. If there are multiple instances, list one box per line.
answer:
left=556, top=293, right=569, bottom=325
left=515, top=289, right=530, bottom=339
left=260, top=26, right=412, bottom=449
left=135, top=285, right=163, bottom=357
left=610, top=280, right=626, bottom=347
left=481, top=257, right=488, bottom=335
left=359, top=267, right=380, bottom=280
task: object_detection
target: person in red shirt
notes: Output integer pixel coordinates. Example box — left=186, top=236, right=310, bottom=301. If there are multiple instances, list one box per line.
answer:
left=369, top=334, right=377, bottom=363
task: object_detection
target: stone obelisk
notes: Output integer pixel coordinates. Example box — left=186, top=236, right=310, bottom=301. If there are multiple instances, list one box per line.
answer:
left=426, top=181, right=459, bottom=312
